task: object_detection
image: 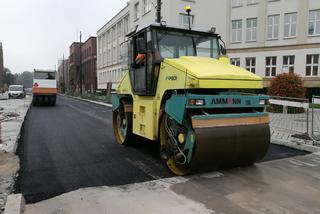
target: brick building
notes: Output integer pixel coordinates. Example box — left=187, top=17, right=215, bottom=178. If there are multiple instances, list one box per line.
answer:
left=0, top=42, right=4, bottom=90
left=69, top=42, right=82, bottom=92
left=58, top=58, right=69, bottom=93
left=81, top=37, right=97, bottom=92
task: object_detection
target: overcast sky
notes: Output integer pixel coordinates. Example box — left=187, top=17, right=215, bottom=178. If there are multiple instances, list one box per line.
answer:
left=0, top=0, right=128, bottom=74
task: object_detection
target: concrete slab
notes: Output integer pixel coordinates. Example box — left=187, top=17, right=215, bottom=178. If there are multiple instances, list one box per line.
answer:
left=25, top=152, right=320, bottom=214
left=4, top=194, right=25, bottom=214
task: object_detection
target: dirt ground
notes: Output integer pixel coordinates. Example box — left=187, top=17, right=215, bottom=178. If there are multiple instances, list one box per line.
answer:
left=0, top=152, right=19, bottom=213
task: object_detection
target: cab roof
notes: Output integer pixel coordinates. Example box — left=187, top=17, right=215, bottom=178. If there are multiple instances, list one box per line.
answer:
left=127, top=23, right=220, bottom=38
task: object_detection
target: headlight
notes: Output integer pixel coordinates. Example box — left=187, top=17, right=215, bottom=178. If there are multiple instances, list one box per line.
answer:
left=189, top=99, right=205, bottom=106
left=259, top=99, right=269, bottom=105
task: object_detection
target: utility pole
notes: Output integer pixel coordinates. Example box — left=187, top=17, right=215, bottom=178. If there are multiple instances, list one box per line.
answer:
left=156, top=0, right=161, bottom=23
left=79, top=31, right=83, bottom=96
left=62, top=53, right=65, bottom=93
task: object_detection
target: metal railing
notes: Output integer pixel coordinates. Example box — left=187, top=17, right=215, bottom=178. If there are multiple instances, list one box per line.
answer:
left=268, top=96, right=319, bottom=145
left=311, top=96, right=320, bottom=141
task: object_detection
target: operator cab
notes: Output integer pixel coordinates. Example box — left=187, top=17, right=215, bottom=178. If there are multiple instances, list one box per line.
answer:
left=124, top=24, right=225, bottom=96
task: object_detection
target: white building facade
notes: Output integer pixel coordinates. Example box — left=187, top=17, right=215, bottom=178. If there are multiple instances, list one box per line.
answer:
left=97, top=0, right=228, bottom=89
left=97, top=0, right=320, bottom=94
left=97, top=6, right=129, bottom=90
left=227, top=0, right=320, bottom=93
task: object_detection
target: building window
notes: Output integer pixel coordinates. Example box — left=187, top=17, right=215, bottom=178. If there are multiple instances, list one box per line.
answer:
left=117, top=22, right=122, bottom=37
left=284, top=13, right=297, bottom=38
left=247, top=0, right=258, bottom=5
left=124, top=17, right=129, bottom=35
left=245, top=57, right=256, bottom=73
left=232, top=0, right=243, bottom=7
left=179, top=14, right=194, bottom=27
left=134, top=2, right=140, bottom=21
left=267, top=15, right=279, bottom=40
left=266, top=56, right=277, bottom=77
left=306, top=54, right=319, bottom=76
left=283, top=55, right=295, bottom=73
left=232, top=20, right=242, bottom=43
left=143, top=0, right=152, bottom=14
left=112, top=27, right=116, bottom=40
left=231, top=58, right=240, bottom=67
left=308, top=10, right=320, bottom=36
left=246, top=18, right=257, bottom=41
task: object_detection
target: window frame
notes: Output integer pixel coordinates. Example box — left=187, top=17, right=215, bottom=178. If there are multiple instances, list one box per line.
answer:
left=179, top=13, right=195, bottom=27
left=232, top=20, right=243, bottom=43
left=143, top=0, right=152, bottom=14
left=267, top=14, right=280, bottom=40
left=308, top=10, right=320, bottom=36
left=284, top=12, right=297, bottom=38
left=231, top=0, right=243, bottom=8
left=245, top=57, right=256, bottom=73
left=231, top=58, right=241, bottom=67
left=282, top=55, right=295, bottom=73
left=246, top=18, right=257, bottom=42
left=134, top=2, right=140, bottom=21
left=265, top=56, right=277, bottom=77
left=306, top=54, right=319, bottom=76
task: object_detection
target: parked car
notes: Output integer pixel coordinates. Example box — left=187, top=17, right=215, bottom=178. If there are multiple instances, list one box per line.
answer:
left=8, top=85, right=26, bottom=99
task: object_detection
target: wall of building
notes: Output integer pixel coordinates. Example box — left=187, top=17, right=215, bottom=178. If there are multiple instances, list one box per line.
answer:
left=0, top=42, right=4, bottom=89
left=69, top=42, right=82, bottom=91
left=81, top=37, right=97, bottom=92
left=97, top=0, right=228, bottom=89
left=58, top=59, right=69, bottom=92
left=96, top=0, right=320, bottom=92
left=97, top=5, right=129, bottom=90
left=228, top=0, right=320, bottom=89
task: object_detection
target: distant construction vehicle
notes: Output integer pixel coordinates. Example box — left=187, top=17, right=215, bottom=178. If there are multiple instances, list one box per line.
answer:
left=32, top=69, right=57, bottom=106
left=111, top=5, right=270, bottom=175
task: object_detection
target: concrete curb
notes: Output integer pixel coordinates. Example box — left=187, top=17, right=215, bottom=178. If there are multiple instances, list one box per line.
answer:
left=272, top=139, right=320, bottom=153
left=60, top=94, right=112, bottom=108
left=4, top=194, right=25, bottom=214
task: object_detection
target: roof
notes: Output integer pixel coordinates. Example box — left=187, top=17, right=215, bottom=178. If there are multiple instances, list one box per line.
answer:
left=128, top=24, right=219, bottom=38
left=34, top=69, right=56, bottom=73
left=97, top=4, right=129, bottom=34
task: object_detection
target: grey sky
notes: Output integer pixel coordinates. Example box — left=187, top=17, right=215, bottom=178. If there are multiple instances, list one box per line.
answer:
left=0, top=0, right=128, bottom=74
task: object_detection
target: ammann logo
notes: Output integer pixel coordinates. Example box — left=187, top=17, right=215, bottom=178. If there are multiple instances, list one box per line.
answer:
left=166, top=76, right=177, bottom=81
left=212, top=98, right=241, bottom=105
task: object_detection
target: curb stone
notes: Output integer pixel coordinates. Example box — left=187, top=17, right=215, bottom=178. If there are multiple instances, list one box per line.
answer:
left=4, top=194, right=25, bottom=214
left=60, top=94, right=112, bottom=108
left=272, top=139, right=320, bottom=153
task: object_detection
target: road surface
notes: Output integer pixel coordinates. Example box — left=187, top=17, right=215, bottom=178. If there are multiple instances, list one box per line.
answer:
left=17, top=95, right=308, bottom=203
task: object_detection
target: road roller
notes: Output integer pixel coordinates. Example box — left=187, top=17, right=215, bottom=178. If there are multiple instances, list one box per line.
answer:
left=112, top=15, right=270, bottom=175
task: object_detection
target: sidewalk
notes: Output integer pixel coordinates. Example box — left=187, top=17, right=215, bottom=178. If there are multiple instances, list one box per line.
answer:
left=0, top=97, right=31, bottom=213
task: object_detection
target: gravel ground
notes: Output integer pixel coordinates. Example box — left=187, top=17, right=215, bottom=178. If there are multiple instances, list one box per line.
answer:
left=0, top=97, right=31, bottom=213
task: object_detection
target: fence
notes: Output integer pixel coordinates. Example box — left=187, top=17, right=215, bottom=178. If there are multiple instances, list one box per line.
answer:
left=311, top=96, right=320, bottom=141
left=268, top=96, right=319, bottom=145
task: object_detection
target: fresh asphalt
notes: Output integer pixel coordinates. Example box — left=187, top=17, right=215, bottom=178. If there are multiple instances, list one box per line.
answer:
left=16, top=95, right=308, bottom=203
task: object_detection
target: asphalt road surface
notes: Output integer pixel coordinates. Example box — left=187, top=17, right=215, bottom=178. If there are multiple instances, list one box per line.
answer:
left=17, top=95, right=308, bottom=203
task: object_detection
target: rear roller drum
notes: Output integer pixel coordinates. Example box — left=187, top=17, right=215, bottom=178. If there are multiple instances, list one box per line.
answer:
left=113, top=102, right=133, bottom=145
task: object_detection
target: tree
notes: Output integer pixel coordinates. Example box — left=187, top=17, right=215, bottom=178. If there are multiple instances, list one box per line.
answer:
left=268, top=73, right=305, bottom=98
left=3, top=67, right=15, bottom=89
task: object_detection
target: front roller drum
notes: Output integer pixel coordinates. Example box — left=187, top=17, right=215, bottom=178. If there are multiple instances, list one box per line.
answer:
left=160, top=114, right=270, bottom=175
left=190, top=124, right=270, bottom=173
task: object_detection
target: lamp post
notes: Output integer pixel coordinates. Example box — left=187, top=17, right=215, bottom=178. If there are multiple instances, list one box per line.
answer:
left=79, top=31, right=83, bottom=96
